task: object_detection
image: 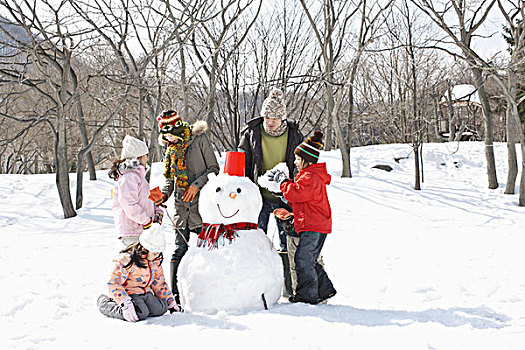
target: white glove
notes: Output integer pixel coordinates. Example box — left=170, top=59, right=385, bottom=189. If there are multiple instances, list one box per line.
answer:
left=267, top=169, right=289, bottom=185
left=121, top=297, right=139, bottom=322
left=168, top=298, right=181, bottom=313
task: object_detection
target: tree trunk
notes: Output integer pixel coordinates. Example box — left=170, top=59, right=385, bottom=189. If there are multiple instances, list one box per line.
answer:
left=55, top=116, right=76, bottom=219
left=505, top=106, right=518, bottom=194
left=332, top=105, right=351, bottom=177
left=74, top=97, right=96, bottom=181
left=471, top=67, right=498, bottom=189
left=75, top=152, right=85, bottom=210
left=448, top=116, right=457, bottom=142
left=519, top=143, right=525, bottom=206
left=324, top=116, right=333, bottom=151
left=206, top=59, right=218, bottom=137
left=420, top=142, right=424, bottom=183
left=346, top=85, right=353, bottom=178
left=413, top=144, right=421, bottom=190
left=180, top=43, right=189, bottom=120
left=144, top=93, right=161, bottom=183
left=138, top=88, right=145, bottom=140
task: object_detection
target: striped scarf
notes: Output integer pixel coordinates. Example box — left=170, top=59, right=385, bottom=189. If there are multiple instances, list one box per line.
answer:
left=263, top=120, right=288, bottom=137
left=163, top=126, right=191, bottom=189
left=197, top=222, right=258, bottom=249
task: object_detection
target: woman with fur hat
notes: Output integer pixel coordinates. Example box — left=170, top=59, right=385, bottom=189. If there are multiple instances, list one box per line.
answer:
left=97, top=227, right=180, bottom=322
left=267, top=131, right=336, bottom=304
left=108, top=135, right=164, bottom=247
left=148, top=109, right=219, bottom=307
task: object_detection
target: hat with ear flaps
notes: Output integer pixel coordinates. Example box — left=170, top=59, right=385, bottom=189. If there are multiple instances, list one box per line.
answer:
left=157, top=109, right=191, bottom=190
left=157, top=109, right=190, bottom=141
left=294, top=131, right=323, bottom=164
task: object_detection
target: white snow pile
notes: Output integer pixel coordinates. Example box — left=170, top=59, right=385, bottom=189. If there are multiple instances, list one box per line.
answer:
left=2, top=141, right=525, bottom=350
left=257, top=162, right=289, bottom=193
left=178, top=173, right=282, bottom=313
left=441, top=84, right=481, bottom=104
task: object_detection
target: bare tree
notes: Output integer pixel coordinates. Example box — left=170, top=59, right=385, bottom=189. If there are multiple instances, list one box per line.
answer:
left=411, top=0, right=499, bottom=189
left=0, top=0, right=94, bottom=218
left=300, top=0, right=393, bottom=177
left=491, top=0, right=525, bottom=204
left=190, top=0, right=262, bottom=144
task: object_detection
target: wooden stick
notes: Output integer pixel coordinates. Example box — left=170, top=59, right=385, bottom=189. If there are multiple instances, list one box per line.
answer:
left=261, top=293, right=268, bottom=310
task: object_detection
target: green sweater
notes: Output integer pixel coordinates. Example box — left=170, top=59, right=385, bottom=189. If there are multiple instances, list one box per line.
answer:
left=260, top=125, right=288, bottom=201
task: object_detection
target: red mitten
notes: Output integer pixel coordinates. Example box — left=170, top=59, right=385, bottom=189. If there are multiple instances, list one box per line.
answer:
left=148, top=187, right=167, bottom=205
left=273, top=208, right=293, bottom=220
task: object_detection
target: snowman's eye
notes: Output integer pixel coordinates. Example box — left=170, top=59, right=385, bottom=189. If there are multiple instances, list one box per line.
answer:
left=236, top=188, right=242, bottom=193
left=216, top=187, right=221, bottom=192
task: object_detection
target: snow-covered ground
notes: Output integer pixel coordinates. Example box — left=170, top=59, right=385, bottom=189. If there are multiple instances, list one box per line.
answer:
left=1, top=142, right=524, bottom=349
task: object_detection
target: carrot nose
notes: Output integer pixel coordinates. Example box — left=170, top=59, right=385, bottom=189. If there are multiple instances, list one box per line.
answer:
left=229, top=192, right=237, bottom=199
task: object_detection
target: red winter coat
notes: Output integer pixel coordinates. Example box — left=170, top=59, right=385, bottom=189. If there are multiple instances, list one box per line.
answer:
left=280, top=163, right=332, bottom=234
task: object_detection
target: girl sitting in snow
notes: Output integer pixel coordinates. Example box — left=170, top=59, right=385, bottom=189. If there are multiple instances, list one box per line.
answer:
left=97, top=227, right=180, bottom=322
left=267, top=131, right=336, bottom=304
left=108, top=135, right=163, bottom=247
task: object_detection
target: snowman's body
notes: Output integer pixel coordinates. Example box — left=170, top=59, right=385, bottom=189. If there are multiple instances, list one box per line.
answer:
left=177, top=173, right=283, bottom=314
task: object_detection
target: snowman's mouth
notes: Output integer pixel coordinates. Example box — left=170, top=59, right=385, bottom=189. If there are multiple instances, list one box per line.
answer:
left=217, top=204, right=239, bottom=219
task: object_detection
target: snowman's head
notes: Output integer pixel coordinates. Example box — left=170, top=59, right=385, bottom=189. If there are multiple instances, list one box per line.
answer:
left=199, top=174, right=262, bottom=225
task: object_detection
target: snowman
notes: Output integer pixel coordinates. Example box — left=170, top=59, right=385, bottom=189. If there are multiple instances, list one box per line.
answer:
left=177, top=151, right=283, bottom=314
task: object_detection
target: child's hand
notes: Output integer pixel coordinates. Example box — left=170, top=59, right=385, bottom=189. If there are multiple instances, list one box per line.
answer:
left=168, top=299, right=182, bottom=313
left=121, top=297, right=139, bottom=322
left=153, top=212, right=163, bottom=224
left=273, top=208, right=293, bottom=220
left=149, top=187, right=167, bottom=206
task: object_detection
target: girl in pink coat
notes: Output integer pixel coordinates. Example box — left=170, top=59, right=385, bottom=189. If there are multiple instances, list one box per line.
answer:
left=108, top=135, right=163, bottom=247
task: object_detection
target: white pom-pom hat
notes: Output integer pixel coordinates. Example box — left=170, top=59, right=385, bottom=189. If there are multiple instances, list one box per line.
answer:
left=139, top=225, right=166, bottom=253
left=120, top=135, right=149, bottom=160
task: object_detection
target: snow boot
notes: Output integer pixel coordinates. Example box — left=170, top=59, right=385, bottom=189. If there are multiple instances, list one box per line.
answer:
left=170, top=259, right=181, bottom=306
left=97, top=294, right=125, bottom=320
left=279, top=251, right=293, bottom=297
left=317, top=262, right=336, bottom=303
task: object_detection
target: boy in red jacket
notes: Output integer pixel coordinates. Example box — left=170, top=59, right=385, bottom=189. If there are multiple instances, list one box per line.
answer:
left=267, top=131, right=336, bottom=304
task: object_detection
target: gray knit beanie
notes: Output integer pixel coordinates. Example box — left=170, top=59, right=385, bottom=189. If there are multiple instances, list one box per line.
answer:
left=261, top=88, right=286, bottom=120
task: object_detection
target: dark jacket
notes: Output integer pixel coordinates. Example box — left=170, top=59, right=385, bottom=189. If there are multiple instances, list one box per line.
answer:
left=160, top=121, right=220, bottom=230
left=280, top=163, right=332, bottom=234
left=238, top=117, right=303, bottom=184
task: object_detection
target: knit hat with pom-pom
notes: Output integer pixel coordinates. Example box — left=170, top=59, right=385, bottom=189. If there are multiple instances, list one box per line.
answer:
left=294, top=131, right=323, bottom=164
left=261, top=88, right=286, bottom=120
left=157, top=109, right=188, bottom=136
left=120, top=135, right=149, bottom=160
left=139, top=224, right=166, bottom=253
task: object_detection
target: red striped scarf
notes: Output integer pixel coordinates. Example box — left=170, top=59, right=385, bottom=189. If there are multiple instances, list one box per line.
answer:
left=197, top=222, right=258, bottom=249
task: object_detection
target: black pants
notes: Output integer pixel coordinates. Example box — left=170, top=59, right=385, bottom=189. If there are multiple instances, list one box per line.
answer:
left=172, top=225, right=202, bottom=261
left=258, top=198, right=291, bottom=251
left=294, top=231, right=336, bottom=303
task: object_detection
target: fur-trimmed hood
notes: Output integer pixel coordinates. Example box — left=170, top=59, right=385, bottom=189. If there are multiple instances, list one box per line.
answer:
left=158, top=120, right=208, bottom=146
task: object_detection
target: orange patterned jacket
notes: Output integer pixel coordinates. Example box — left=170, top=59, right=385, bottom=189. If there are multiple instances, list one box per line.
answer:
left=108, top=253, right=174, bottom=306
